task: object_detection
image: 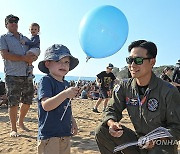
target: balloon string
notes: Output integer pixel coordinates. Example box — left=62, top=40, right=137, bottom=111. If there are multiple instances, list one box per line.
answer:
left=60, top=56, right=91, bottom=121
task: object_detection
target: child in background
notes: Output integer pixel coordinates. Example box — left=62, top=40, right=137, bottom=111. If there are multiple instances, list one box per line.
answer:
left=21, top=23, right=40, bottom=80
left=37, top=44, right=79, bottom=154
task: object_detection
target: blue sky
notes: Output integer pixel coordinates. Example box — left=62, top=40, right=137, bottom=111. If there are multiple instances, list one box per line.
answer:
left=0, top=0, right=180, bottom=77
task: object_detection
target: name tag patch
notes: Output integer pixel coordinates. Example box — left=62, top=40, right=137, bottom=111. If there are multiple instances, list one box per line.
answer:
left=126, top=97, right=138, bottom=106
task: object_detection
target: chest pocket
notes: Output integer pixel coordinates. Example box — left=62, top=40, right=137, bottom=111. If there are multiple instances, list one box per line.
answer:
left=126, top=97, right=140, bottom=125
left=5, top=37, right=24, bottom=55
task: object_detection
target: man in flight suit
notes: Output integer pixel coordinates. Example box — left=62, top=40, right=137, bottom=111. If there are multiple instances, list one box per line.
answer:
left=95, top=40, right=180, bottom=154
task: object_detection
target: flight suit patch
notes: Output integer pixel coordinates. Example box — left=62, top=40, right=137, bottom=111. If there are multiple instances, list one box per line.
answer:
left=147, top=98, right=159, bottom=112
left=126, top=97, right=138, bottom=106
left=114, top=85, right=120, bottom=93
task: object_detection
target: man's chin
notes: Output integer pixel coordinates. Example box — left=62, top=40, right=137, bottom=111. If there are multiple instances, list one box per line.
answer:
left=131, top=74, right=139, bottom=78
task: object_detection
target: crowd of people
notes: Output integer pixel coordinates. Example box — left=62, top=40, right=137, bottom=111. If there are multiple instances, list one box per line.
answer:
left=0, top=14, right=180, bottom=154
left=160, top=61, right=180, bottom=92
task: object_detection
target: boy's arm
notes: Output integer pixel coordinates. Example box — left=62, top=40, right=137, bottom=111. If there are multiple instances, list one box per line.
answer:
left=41, top=86, right=79, bottom=111
left=25, top=35, right=40, bottom=46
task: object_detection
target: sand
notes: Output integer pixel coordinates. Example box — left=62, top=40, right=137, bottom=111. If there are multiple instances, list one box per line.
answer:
left=0, top=99, right=179, bottom=154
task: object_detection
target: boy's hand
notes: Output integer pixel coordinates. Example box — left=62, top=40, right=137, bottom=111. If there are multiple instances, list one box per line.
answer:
left=64, top=87, right=80, bottom=99
left=20, top=40, right=25, bottom=45
left=71, top=118, right=78, bottom=136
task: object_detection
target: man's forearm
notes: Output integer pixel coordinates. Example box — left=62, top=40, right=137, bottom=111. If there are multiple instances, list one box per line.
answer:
left=1, top=50, right=25, bottom=62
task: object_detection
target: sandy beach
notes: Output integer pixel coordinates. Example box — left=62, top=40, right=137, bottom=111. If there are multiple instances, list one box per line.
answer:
left=0, top=99, right=179, bottom=154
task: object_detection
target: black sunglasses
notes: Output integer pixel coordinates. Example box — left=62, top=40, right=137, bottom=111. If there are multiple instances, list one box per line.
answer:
left=8, top=20, right=18, bottom=24
left=126, top=57, right=152, bottom=65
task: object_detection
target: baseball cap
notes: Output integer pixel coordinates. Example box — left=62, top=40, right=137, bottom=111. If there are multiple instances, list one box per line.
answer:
left=5, top=14, right=19, bottom=26
left=176, top=59, right=180, bottom=65
left=38, top=44, right=79, bottom=74
left=107, top=63, right=114, bottom=69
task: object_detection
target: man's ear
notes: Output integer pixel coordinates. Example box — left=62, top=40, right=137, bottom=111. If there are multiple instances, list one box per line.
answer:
left=151, top=58, right=156, bottom=67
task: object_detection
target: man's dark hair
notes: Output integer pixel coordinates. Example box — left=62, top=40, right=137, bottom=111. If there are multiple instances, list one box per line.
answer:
left=5, top=14, right=19, bottom=27
left=128, top=40, right=157, bottom=58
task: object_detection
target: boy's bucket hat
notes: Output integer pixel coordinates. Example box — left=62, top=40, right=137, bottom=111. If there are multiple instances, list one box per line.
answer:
left=38, top=44, right=79, bottom=73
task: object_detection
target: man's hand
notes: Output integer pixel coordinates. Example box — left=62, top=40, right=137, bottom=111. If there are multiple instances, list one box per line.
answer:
left=108, top=120, right=123, bottom=137
left=20, top=40, right=25, bottom=45
left=141, top=140, right=155, bottom=149
left=108, top=89, right=113, bottom=97
left=97, top=82, right=101, bottom=87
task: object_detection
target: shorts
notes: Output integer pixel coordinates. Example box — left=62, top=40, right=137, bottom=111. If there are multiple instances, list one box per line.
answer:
left=37, top=137, right=71, bottom=154
left=5, top=76, right=34, bottom=107
left=99, top=88, right=109, bottom=99
left=26, top=48, right=40, bottom=57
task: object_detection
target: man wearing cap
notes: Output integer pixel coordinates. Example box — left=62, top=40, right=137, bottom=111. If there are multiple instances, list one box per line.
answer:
left=0, top=14, right=37, bottom=137
left=92, top=63, right=116, bottom=113
left=95, top=40, right=180, bottom=154
left=172, top=60, right=180, bottom=92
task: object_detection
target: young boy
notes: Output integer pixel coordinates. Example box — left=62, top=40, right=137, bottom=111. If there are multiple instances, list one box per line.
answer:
left=37, top=44, right=79, bottom=154
left=21, top=23, right=40, bottom=80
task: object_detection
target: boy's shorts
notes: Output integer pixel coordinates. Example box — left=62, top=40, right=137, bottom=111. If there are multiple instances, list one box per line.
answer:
left=27, top=48, right=40, bottom=57
left=37, top=137, right=71, bottom=154
left=5, top=76, right=34, bottom=107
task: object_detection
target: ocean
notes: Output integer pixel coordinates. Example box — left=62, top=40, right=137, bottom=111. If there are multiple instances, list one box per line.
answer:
left=0, top=72, right=96, bottom=83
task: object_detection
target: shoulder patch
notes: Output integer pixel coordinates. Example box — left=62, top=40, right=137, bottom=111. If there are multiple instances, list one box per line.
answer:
left=147, top=98, right=159, bottom=112
left=114, top=84, right=120, bottom=93
left=122, top=78, right=129, bottom=83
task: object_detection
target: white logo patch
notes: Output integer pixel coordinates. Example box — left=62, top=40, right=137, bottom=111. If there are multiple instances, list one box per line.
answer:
left=114, top=85, right=120, bottom=93
left=147, top=98, right=159, bottom=112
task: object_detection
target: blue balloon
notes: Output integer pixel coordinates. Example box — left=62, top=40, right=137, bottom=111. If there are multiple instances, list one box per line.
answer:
left=79, top=5, right=129, bottom=58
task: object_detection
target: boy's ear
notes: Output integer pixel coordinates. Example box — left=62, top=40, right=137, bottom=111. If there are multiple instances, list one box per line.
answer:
left=44, top=61, right=50, bottom=68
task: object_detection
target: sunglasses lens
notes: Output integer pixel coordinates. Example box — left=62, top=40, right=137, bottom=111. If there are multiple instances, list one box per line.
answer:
left=134, top=57, right=143, bottom=65
left=9, top=20, right=18, bottom=24
left=126, top=57, right=144, bottom=65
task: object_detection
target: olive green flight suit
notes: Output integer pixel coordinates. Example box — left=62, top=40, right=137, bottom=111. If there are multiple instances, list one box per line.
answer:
left=95, top=73, right=180, bottom=154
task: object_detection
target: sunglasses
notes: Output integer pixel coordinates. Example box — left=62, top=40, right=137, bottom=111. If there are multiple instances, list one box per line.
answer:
left=126, top=57, right=152, bottom=65
left=8, top=20, right=18, bottom=24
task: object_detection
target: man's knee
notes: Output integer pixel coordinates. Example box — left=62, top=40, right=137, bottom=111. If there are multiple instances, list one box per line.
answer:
left=95, top=123, right=140, bottom=154
left=95, top=123, right=108, bottom=139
